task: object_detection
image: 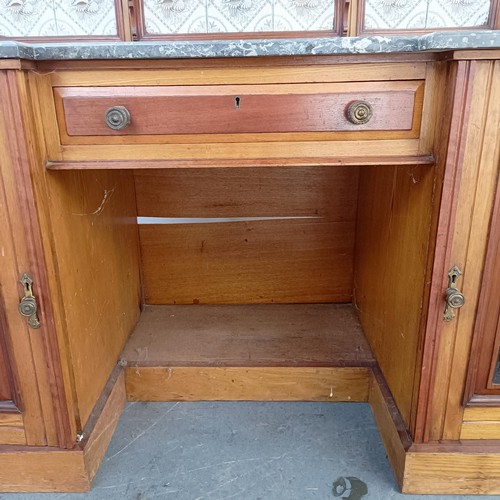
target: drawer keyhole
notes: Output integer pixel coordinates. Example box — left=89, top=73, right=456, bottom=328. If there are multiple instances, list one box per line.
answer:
left=234, top=96, right=241, bottom=109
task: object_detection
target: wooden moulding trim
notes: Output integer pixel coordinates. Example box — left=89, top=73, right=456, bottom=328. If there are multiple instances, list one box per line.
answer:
left=410, top=440, right=500, bottom=453
left=460, top=422, right=500, bottom=440
left=447, top=50, right=500, bottom=61
left=0, top=61, right=36, bottom=71
left=413, top=60, right=473, bottom=443
left=468, top=394, right=500, bottom=406
left=82, top=369, right=126, bottom=481
left=34, top=53, right=438, bottom=73
left=0, top=369, right=125, bottom=493
left=48, top=63, right=428, bottom=87
left=46, top=155, right=435, bottom=171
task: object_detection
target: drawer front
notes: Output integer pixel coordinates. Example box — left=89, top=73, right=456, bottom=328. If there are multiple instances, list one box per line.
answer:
left=55, top=81, right=423, bottom=138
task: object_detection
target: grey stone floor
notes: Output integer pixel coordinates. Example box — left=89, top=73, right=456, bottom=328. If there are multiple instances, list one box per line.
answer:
left=1, top=402, right=499, bottom=500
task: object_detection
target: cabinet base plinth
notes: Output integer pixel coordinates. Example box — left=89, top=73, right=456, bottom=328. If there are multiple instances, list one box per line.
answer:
left=403, top=451, right=500, bottom=495
left=0, top=370, right=125, bottom=493
left=370, top=369, right=500, bottom=495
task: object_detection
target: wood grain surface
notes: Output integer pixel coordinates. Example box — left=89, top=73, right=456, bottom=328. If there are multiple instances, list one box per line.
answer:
left=0, top=70, right=77, bottom=447
left=134, top=166, right=359, bottom=219
left=423, top=60, right=500, bottom=442
left=126, top=367, right=371, bottom=402
left=0, top=407, right=26, bottom=445
left=56, top=82, right=420, bottom=137
left=122, top=304, right=375, bottom=367
left=50, top=63, right=427, bottom=87
left=369, top=369, right=412, bottom=488
left=43, top=169, right=141, bottom=427
left=354, top=163, right=435, bottom=427
left=0, top=370, right=126, bottom=492
left=46, top=155, right=435, bottom=171
left=466, top=170, right=500, bottom=398
left=138, top=167, right=358, bottom=304
left=141, top=219, right=354, bottom=304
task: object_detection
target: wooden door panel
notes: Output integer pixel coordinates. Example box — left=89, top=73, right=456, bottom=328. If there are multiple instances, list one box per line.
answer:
left=466, top=174, right=500, bottom=400
left=0, top=347, right=13, bottom=402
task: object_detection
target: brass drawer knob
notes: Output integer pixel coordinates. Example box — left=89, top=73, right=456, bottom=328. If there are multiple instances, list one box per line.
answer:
left=346, top=101, right=373, bottom=125
left=105, top=106, right=131, bottom=130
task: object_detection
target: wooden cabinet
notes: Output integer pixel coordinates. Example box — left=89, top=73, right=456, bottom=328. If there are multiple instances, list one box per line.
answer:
left=0, top=52, right=499, bottom=494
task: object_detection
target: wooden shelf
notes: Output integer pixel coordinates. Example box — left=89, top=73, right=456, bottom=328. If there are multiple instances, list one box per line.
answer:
left=122, top=304, right=376, bottom=402
left=123, top=303, right=375, bottom=367
left=45, top=155, right=435, bottom=171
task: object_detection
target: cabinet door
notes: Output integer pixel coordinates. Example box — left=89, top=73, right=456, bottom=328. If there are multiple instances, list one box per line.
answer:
left=466, top=177, right=500, bottom=402
left=0, top=304, right=25, bottom=445
left=0, top=70, right=74, bottom=447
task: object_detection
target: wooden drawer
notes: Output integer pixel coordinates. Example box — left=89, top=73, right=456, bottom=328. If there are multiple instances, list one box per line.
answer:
left=54, top=81, right=424, bottom=141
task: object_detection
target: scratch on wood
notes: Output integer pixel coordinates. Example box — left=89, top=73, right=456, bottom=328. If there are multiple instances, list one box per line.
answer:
left=72, top=186, right=115, bottom=216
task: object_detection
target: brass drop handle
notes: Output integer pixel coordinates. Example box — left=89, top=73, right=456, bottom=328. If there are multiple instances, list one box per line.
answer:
left=346, top=101, right=373, bottom=125
left=444, top=266, right=465, bottom=322
left=18, top=273, right=41, bottom=329
left=105, top=106, right=131, bottom=130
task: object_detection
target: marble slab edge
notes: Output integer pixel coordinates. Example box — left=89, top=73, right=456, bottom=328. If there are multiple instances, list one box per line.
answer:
left=0, top=31, right=499, bottom=60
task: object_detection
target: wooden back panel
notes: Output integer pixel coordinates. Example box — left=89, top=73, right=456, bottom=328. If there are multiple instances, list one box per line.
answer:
left=135, top=167, right=359, bottom=304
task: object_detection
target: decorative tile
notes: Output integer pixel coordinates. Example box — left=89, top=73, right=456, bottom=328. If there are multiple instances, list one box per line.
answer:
left=426, top=0, right=490, bottom=28
left=364, top=0, right=426, bottom=30
left=274, top=0, right=335, bottom=31
left=364, top=0, right=492, bottom=30
left=206, top=0, right=272, bottom=33
left=53, top=0, right=118, bottom=36
left=0, top=0, right=119, bottom=36
left=0, top=0, right=55, bottom=37
left=144, top=0, right=207, bottom=34
left=143, top=0, right=334, bottom=33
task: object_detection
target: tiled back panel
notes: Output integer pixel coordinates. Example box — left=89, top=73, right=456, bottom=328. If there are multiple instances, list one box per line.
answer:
left=0, top=0, right=494, bottom=38
left=0, top=0, right=118, bottom=37
left=364, top=0, right=492, bottom=31
left=143, top=0, right=336, bottom=34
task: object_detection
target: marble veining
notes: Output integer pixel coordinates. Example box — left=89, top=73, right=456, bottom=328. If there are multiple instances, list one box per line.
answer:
left=0, top=30, right=499, bottom=59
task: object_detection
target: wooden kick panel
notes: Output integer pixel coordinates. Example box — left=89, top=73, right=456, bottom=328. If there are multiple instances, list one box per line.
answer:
left=122, top=304, right=375, bottom=367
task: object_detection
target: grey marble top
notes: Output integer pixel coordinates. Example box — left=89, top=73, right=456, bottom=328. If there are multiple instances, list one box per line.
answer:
left=1, top=31, right=499, bottom=60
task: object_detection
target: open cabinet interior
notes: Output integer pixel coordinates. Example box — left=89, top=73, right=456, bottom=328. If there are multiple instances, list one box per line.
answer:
left=43, top=163, right=436, bottom=434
